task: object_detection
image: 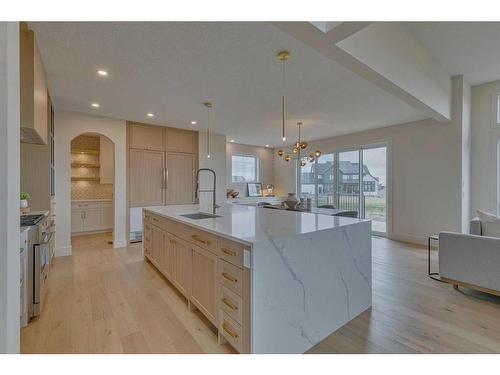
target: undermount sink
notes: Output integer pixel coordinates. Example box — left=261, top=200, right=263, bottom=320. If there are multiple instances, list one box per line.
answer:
left=180, top=212, right=222, bottom=220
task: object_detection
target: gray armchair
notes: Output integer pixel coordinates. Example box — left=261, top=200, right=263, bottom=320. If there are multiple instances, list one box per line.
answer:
left=439, top=218, right=500, bottom=296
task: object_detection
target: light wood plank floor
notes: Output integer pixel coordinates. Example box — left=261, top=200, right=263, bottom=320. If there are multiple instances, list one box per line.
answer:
left=21, top=233, right=500, bottom=354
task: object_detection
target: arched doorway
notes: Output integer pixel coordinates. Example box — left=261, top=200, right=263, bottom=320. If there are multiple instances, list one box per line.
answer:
left=69, top=132, right=115, bottom=246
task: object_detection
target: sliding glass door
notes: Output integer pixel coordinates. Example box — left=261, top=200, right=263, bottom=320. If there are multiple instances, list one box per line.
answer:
left=337, top=150, right=360, bottom=215
left=297, top=144, right=388, bottom=235
left=362, top=146, right=387, bottom=234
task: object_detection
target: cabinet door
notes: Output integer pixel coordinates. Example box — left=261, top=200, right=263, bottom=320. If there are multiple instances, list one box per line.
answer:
left=129, top=123, right=164, bottom=151
left=151, top=226, right=164, bottom=269
left=163, top=234, right=176, bottom=282
left=99, top=136, right=114, bottom=184
left=129, top=149, right=165, bottom=207
left=165, top=153, right=194, bottom=204
left=191, top=245, right=217, bottom=325
left=83, top=209, right=101, bottom=232
left=165, top=128, right=196, bottom=153
left=174, top=237, right=192, bottom=298
left=71, top=210, right=84, bottom=233
left=101, top=206, right=113, bottom=230
left=143, top=223, right=152, bottom=257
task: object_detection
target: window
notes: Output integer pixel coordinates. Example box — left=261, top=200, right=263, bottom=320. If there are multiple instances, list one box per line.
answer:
left=231, top=155, right=258, bottom=183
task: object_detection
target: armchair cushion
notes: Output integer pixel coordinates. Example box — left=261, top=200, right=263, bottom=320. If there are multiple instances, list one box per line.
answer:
left=477, top=210, right=500, bottom=238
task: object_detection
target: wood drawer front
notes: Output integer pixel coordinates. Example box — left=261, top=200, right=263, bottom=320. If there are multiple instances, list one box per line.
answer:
left=219, top=238, right=246, bottom=268
left=187, top=228, right=218, bottom=254
left=219, top=260, right=243, bottom=296
left=219, top=285, right=243, bottom=324
left=147, top=213, right=176, bottom=233
left=219, top=310, right=242, bottom=353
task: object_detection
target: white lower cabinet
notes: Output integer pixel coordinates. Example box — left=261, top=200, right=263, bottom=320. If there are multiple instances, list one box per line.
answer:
left=71, top=200, right=114, bottom=234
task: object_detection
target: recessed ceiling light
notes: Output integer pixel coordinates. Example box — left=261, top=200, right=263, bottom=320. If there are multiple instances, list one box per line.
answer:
left=91, top=103, right=100, bottom=108
left=147, top=113, right=154, bottom=117
left=230, top=139, right=235, bottom=143
left=97, top=69, right=108, bottom=76
left=265, top=144, right=270, bottom=147
left=191, top=121, right=197, bottom=125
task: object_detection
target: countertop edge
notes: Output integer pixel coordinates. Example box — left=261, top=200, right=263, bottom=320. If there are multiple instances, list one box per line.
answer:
left=144, top=207, right=254, bottom=247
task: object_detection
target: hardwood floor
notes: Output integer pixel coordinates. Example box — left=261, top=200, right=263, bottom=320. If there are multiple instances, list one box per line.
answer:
left=21, top=233, right=500, bottom=354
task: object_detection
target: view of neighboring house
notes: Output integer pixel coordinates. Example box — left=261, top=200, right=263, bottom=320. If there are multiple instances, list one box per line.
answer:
left=300, top=160, right=383, bottom=198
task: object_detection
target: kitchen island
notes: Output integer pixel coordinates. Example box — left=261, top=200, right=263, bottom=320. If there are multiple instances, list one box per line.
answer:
left=143, top=204, right=371, bottom=354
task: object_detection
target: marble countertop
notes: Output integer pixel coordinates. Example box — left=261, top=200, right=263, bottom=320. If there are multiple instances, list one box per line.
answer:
left=145, top=204, right=368, bottom=245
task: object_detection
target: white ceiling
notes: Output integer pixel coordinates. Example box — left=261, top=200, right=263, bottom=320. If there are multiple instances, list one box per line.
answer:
left=30, top=22, right=425, bottom=147
left=405, top=22, right=500, bottom=86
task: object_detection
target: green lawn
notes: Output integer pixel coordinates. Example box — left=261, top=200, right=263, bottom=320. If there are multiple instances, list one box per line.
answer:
left=364, top=196, right=386, bottom=221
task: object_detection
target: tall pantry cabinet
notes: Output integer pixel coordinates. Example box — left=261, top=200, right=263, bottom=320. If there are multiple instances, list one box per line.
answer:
left=128, top=122, right=198, bottom=208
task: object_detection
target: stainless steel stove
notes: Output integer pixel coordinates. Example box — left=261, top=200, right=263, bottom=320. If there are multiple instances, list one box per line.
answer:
left=20, top=214, right=45, bottom=227
left=19, top=213, right=54, bottom=320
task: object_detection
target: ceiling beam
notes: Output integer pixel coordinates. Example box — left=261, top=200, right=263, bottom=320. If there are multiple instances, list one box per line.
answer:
left=272, top=22, right=451, bottom=122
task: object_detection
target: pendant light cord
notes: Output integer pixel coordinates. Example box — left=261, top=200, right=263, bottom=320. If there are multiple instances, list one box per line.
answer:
left=282, top=58, right=286, bottom=142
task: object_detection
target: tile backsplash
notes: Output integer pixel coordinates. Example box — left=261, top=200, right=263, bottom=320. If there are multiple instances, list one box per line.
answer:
left=71, top=181, right=113, bottom=200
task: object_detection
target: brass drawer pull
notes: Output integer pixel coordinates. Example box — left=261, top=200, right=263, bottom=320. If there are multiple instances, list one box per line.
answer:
left=192, top=234, right=210, bottom=245
left=222, top=297, right=238, bottom=311
left=222, top=323, right=239, bottom=339
left=221, top=247, right=237, bottom=256
left=152, top=217, right=159, bottom=222
left=222, top=272, right=238, bottom=283
left=145, top=237, right=151, bottom=242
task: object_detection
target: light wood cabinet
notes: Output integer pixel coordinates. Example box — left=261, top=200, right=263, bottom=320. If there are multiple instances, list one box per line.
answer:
left=143, top=212, right=251, bottom=353
left=165, top=153, right=195, bottom=204
left=99, top=136, right=114, bottom=184
left=151, top=225, right=164, bottom=270
left=163, top=233, right=176, bottom=281
left=129, top=123, right=165, bottom=151
left=173, top=237, right=192, bottom=298
left=129, top=149, right=165, bottom=207
left=165, top=128, right=197, bottom=153
left=191, top=245, right=218, bottom=326
left=20, top=23, right=48, bottom=145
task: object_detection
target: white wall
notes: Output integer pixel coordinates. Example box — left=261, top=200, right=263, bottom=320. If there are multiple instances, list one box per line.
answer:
left=226, top=142, right=274, bottom=197
left=0, top=21, right=20, bottom=353
left=471, top=80, right=500, bottom=216
left=274, top=118, right=463, bottom=245
left=198, top=131, right=226, bottom=208
left=451, top=76, right=472, bottom=233
left=55, top=111, right=127, bottom=255
left=338, top=22, right=452, bottom=121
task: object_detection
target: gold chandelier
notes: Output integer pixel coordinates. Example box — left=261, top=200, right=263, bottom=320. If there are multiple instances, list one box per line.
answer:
left=277, top=122, right=321, bottom=166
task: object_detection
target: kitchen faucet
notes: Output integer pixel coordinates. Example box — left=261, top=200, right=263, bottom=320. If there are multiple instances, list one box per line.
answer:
left=195, top=168, right=218, bottom=214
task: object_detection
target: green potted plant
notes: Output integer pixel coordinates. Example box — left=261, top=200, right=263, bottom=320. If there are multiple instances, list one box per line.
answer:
left=20, top=192, right=30, bottom=209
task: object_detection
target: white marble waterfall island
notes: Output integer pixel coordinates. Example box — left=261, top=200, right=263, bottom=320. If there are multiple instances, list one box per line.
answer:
left=143, top=204, right=372, bottom=354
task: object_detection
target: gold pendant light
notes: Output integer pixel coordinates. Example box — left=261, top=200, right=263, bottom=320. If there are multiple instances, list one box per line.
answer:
left=278, top=50, right=290, bottom=142
left=276, top=121, right=322, bottom=165
left=203, top=102, right=212, bottom=159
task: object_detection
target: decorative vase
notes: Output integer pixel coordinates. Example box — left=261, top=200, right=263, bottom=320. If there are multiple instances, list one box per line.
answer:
left=20, top=199, right=28, bottom=209
left=284, top=193, right=299, bottom=209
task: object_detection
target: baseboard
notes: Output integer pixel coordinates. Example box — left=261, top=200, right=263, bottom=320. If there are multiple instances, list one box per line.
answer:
left=389, top=233, right=428, bottom=246
left=113, top=238, right=127, bottom=249
left=55, top=245, right=72, bottom=257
